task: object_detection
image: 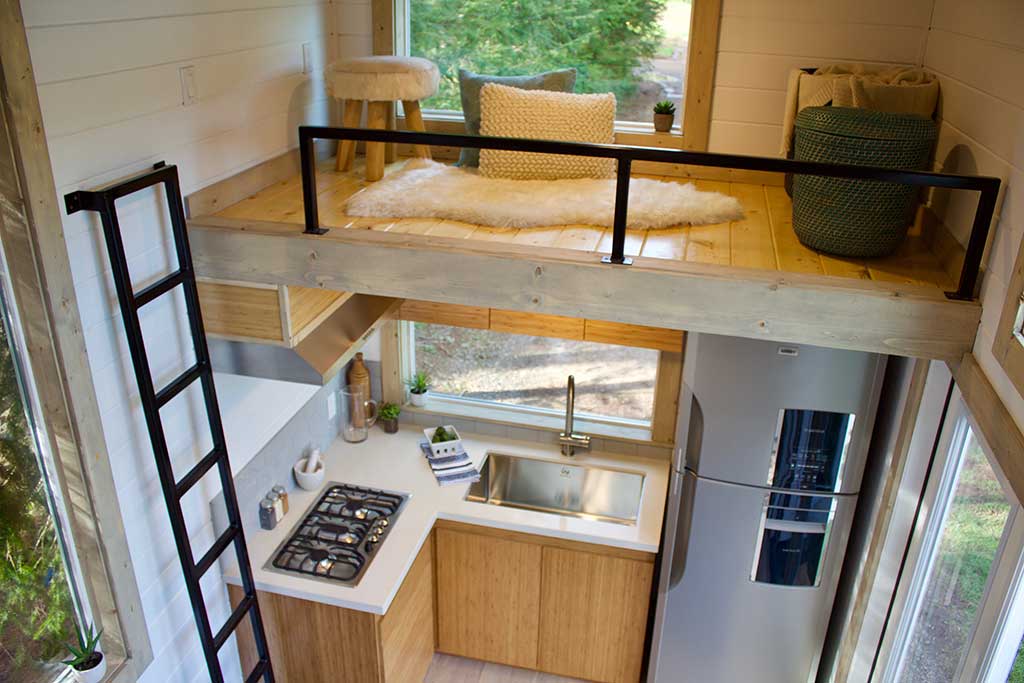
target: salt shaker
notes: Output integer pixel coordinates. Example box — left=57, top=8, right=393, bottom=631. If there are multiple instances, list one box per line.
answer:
left=259, top=498, right=276, bottom=530
left=272, top=484, right=289, bottom=515
left=268, top=491, right=284, bottom=523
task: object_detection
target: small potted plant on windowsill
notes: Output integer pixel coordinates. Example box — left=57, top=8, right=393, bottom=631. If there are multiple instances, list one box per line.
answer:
left=64, top=623, right=105, bottom=683
left=406, top=371, right=430, bottom=407
left=653, top=100, right=676, bottom=133
left=379, top=402, right=401, bottom=433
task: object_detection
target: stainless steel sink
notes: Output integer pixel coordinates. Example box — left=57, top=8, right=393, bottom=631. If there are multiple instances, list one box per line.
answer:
left=465, top=452, right=645, bottom=525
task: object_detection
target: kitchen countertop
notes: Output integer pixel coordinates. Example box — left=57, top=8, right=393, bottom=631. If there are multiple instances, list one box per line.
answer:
left=222, top=424, right=670, bottom=615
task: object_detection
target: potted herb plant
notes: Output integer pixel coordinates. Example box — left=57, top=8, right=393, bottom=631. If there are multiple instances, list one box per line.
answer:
left=379, top=402, right=401, bottom=433
left=64, top=623, right=105, bottom=683
left=405, top=371, right=430, bottom=407
left=653, top=100, right=676, bottom=133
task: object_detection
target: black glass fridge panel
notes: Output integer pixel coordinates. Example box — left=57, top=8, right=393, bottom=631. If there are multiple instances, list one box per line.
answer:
left=772, top=409, right=853, bottom=492
left=755, top=529, right=825, bottom=587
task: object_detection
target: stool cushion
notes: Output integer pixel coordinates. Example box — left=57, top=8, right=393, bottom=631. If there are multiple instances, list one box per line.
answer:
left=328, top=56, right=439, bottom=102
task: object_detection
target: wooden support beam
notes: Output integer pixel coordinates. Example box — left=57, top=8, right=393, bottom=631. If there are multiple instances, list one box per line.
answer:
left=186, top=216, right=981, bottom=361
left=955, top=353, right=1024, bottom=505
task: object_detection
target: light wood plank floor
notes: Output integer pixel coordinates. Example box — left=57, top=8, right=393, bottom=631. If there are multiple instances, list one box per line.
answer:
left=424, top=653, right=588, bottom=682
left=212, top=157, right=958, bottom=291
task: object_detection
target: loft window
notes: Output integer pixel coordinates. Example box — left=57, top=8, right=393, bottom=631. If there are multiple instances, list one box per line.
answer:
left=405, top=0, right=694, bottom=126
left=409, top=322, right=659, bottom=426
left=992, top=236, right=1024, bottom=397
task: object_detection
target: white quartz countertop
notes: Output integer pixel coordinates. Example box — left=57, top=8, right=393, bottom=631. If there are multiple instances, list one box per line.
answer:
left=223, top=425, right=670, bottom=615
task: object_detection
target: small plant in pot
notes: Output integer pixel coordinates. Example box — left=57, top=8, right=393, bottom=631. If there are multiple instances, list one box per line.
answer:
left=406, top=371, right=430, bottom=407
left=379, top=402, right=401, bottom=433
left=653, top=100, right=676, bottom=133
left=64, top=623, right=105, bottom=683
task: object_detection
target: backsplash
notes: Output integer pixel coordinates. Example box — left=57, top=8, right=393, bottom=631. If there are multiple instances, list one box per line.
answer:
left=212, top=359, right=382, bottom=536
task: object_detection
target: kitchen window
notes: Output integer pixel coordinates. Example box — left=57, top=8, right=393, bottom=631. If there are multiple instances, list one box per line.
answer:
left=383, top=0, right=721, bottom=148
left=408, top=322, right=659, bottom=427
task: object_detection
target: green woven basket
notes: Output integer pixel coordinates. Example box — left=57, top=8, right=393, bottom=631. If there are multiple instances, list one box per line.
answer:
left=792, top=107, right=937, bottom=258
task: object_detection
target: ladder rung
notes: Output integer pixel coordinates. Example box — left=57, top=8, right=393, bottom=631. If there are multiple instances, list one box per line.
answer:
left=195, top=524, right=239, bottom=578
left=215, top=592, right=255, bottom=651
left=134, top=270, right=185, bottom=308
left=175, top=447, right=223, bottom=499
left=245, top=659, right=270, bottom=683
left=155, top=361, right=205, bottom=408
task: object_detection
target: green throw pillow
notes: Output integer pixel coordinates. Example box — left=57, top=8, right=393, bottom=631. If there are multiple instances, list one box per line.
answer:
left=457, top=68, right=577, bottom=167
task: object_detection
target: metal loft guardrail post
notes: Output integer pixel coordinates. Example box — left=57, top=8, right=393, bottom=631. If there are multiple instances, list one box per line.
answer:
left=296, top=126, right=1001, bottom=301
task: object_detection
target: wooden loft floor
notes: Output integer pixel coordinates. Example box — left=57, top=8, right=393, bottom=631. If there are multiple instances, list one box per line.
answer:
left=211, top=159, right=958, bottom=291
left=185, top=152, right=981, bottom=361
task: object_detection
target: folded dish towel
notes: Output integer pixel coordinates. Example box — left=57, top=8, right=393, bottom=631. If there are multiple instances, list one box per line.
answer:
left=419, top=441, right=480, bottom=486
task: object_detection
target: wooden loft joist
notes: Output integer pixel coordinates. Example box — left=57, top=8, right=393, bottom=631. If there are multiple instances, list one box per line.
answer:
left=184, top=148, right=987, bottom=362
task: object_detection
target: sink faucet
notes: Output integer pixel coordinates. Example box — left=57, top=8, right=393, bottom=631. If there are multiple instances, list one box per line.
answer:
left=559, top=375, right=591, bottom=457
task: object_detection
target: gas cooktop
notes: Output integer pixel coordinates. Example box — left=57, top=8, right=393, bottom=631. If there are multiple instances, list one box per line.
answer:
left=266, top=483, right=409, bottom=587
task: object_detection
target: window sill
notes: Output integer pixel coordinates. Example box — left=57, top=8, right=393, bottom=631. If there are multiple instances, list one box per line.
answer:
left=404, top=112, right=684, bottom=143
left=403, top=393, right=659, bottom=446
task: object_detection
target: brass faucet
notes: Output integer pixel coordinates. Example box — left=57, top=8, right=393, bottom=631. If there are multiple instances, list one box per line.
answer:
left=558, top=375, right=591, bottom=456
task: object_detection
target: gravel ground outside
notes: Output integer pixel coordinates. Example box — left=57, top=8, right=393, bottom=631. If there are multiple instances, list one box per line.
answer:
left=412, top=323, right=659, bottom=423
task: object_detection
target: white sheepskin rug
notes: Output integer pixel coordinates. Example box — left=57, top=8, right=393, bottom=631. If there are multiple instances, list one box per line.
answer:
left=345, top=159, right=744, bottom=229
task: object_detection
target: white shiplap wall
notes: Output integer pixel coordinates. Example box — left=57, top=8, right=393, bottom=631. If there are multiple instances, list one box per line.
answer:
left=708, top=0, right=934, bottom=156
left=923, top=0, right=1024, bottom=430
left=22, top=1, right=335, bottom=681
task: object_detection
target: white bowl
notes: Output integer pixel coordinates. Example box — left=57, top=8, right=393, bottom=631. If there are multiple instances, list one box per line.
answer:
left=423, top=425, right=462, bottom=458
left=293, top=457, right=325, bottom=491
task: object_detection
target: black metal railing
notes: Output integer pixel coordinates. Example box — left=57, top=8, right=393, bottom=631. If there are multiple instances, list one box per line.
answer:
left=298, top=125, right=1000, bottom=301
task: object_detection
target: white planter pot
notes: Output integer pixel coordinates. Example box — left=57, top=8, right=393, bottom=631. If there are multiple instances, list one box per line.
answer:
left=409, top=391, right=428, bottom=407
left=71, top=654, right=106, bottom=683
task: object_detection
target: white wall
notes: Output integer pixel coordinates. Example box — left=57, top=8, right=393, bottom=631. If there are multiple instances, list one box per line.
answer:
left=921, top=0, right=1024, bottom=431
left=708, top=0, right=933, bottom=156
left=22, top=1, right=334, bottom=681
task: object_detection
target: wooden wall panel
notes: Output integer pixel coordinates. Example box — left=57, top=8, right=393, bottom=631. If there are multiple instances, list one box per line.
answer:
left=399, top=300, right=490, bottom=329
left=490, top=310, right=585, bottom=340
left=584, top=319, right=684, bottom=351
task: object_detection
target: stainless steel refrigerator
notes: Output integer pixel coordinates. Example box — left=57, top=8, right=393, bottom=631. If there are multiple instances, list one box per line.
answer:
left=647, top=334, right=887, bottom=683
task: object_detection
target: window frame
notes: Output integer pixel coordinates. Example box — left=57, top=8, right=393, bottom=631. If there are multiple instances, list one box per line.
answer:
left=0, top=4, right=152, bottom=679
left=992, top=233, right=1024, bottom=398
left=382, top=318, right=683, bottom=445
left=376, top=0, right=722, bottom=152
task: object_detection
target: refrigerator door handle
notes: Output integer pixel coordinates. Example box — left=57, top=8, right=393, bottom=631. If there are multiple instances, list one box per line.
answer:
left=762, top=518, right=827, bottom=534
left=668, top=471, right=697, bottom=589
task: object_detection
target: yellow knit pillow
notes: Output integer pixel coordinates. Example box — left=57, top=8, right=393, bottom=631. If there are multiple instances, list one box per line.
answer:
left=478, top=83, right=616, bottom=180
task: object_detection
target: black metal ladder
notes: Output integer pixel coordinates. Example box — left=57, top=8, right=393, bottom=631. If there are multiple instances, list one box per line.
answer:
left=65, top=163, right=274, bottom=683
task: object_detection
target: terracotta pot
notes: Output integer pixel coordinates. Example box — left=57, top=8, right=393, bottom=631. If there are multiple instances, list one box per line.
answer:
left=409, top=391, right=428, bottom=407
left=71, top=653, right=106, bottom=683
left=654, top=113, right=674, bottom=133
left=381, top=417, right=399, bottom=434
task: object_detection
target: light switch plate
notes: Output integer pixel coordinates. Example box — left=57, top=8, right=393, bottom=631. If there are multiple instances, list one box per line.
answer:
left=302, top=42, right=313, bottom=74
left=179, top=65, right=198, bottom=106
left=327, top=392, right=337, bottom=420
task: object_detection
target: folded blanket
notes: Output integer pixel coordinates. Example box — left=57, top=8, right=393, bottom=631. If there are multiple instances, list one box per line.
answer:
left=420, top=441, right=480, bottom=486
left=781, top=64, right=939, bottom=156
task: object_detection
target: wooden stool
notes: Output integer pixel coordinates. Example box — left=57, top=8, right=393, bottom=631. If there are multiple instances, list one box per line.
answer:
left=327, top=56, right=440, bottom=181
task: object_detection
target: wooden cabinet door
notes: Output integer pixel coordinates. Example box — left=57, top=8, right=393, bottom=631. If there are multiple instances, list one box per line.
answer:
left=435, top=527, right=542, bottom=669
left=538, top=547, right=654, bottom=683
